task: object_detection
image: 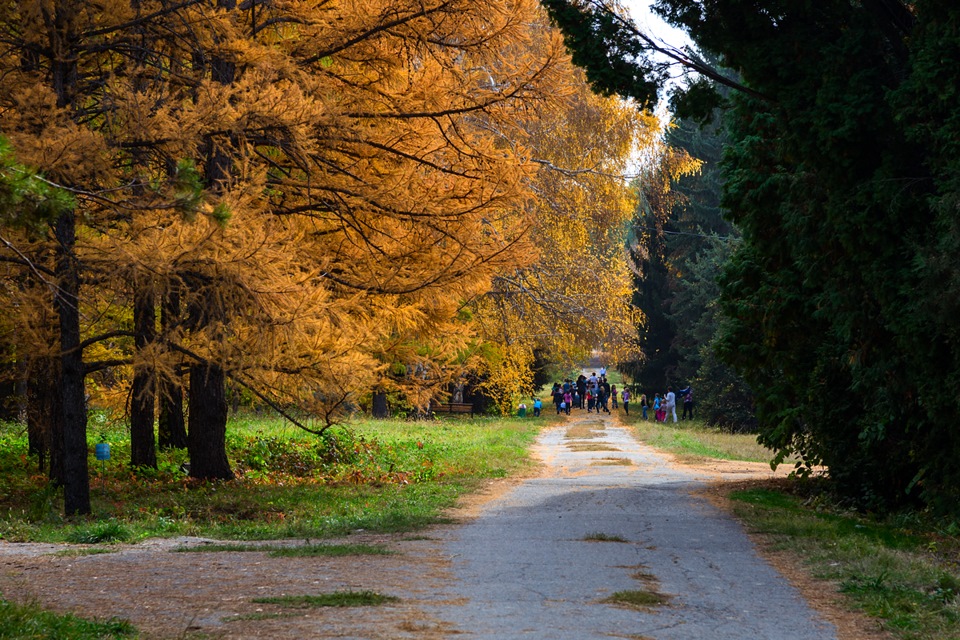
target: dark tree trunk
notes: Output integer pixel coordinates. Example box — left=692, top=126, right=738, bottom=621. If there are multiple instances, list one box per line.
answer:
left=54, top=210, right=90, bottom=515
left=15, top=356, right=28, bottom=424
left=187, top=363, right=233, bottom=480
left=372, top=390, right=388, bottom=419
left=158, top=377, right=187, bottom=450
left=158, top=287, right=187, bottom=449
left=182, top=0, right=237, bottom=482
left=130, top=282, right=157, bottom=468
left=26, top=357, right=62, bottom=478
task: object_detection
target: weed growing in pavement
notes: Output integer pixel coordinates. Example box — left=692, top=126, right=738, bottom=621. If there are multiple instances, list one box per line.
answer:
left=583, top=532, right=629, bottom=543
left=252, top=591, right=398, bottom=608
left=52, top=547, right=120, bottom=557
left=567, top=444, right=621, bottom=452
left=591, top=457, right=633, bottom=466
left=602, top=590, right=671, bottom=609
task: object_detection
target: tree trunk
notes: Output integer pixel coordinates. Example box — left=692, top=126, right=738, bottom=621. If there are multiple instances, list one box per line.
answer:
left=372, top=390, right=388, bottom=418
left=54, top=210, right=90, bottom=515
left=182, top=0, right=236, bottom=482
left=158, top=287, right=187, bottom=449
left=158, top=376, right=187, bottom=450
left=187, top=363, right=233, bottom=480
left=26, top=356, right=62, bottom=478
left=130, top=282, right=157, bottom=468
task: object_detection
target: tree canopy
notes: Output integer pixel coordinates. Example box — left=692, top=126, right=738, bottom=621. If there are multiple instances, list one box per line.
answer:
left=0, top=0, right=670, bottom=513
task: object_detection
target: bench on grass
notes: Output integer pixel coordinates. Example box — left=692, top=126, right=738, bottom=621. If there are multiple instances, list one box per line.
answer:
left=432, top=402, right=474, bottom=417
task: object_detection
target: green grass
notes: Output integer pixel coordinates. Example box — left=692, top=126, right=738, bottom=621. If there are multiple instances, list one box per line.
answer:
left=730, top=486, right=960, bottom=640
left=0, top=414, right=543, bottom=544
left=0, top=598, right=135, bottom=639
left=65, top=521, right=132, bottom=544
left=251, top=590, right=398, bottom=608
left=622, top=415, right=778, bottom=463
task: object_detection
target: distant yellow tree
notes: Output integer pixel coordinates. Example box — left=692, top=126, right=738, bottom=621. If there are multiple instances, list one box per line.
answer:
left=467, top=56, right=694, bottom=408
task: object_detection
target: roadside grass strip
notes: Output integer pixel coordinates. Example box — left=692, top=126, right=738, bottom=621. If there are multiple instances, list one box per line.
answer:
left=730, top=487, right=960, bottom=640
left=174, top=542, right=392, bottom=557
left=252, top=591, right=399, bottom=608
left=0, top=598, right=135, bottom=639
left=623, top=416, right=777, bottom=463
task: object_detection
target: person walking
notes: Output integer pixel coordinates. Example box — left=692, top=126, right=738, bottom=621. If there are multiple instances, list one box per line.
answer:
left=610, top=385, right=618, bottom=409
left=653, top=394, right=662, bottom=422
left=621, top=387, right=631, bottom=415
left=598, top=387, right=610, bottom=414
left=665, top=386, right=678, bottom=423
left=639, top=393, right=647, bottom=419
left=679, top=386, right=693, bottom=420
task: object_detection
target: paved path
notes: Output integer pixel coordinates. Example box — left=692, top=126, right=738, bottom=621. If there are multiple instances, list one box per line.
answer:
left=424, top=410, right=837, bottom=639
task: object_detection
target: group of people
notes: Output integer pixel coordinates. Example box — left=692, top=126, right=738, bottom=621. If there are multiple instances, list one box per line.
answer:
left=525, top=372, right=694, bottom=422
left=548, top=371, right=625, bottom=416
left=636, top=386, right=694, bottom=422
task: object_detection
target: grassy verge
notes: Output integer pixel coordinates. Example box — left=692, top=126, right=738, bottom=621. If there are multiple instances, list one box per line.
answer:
left=621, top=413, right=777, bottom=463
left=0, top=413, right=552, bottom=543
left=0, top=598, right=135, bottom=639
left=728, top=484, right=960, bottom=640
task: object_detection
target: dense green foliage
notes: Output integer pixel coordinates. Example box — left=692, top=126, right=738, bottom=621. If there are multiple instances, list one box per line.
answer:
left=545, top=0, right=960, bottom=513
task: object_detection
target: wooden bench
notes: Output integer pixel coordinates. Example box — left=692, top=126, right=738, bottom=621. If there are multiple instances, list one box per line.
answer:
left=432, top=402, right=474, bottom=417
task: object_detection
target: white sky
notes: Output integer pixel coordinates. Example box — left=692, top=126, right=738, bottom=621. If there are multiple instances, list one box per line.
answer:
left=621, top=0, right=691, bottom=50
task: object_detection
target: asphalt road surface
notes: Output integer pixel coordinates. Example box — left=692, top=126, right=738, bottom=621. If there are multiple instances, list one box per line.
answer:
left=424, top=410, right=838, bottom=640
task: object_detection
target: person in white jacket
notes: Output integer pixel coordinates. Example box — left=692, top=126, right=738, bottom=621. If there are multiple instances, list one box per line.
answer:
left=664, top=387, right=677, bottom=423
